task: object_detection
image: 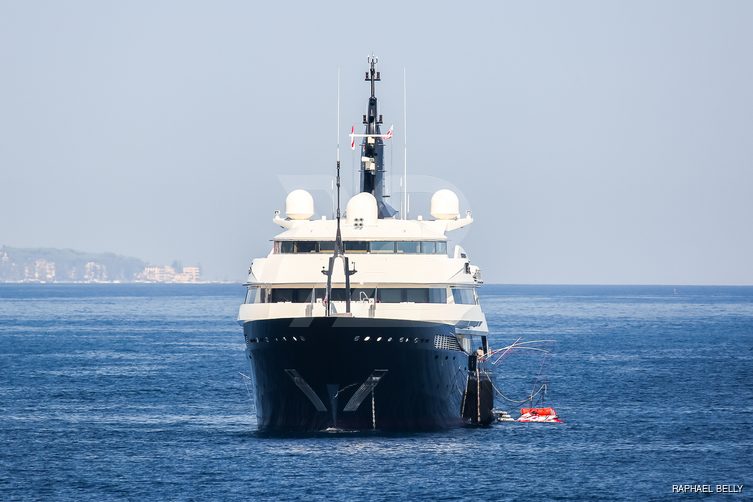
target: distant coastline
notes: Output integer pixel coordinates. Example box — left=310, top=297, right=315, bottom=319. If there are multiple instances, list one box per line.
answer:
left=0, top=245, right=209, bottom=284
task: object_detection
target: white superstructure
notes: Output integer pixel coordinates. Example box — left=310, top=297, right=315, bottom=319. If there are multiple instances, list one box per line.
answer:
left=238, top=190, right=487, bottom=342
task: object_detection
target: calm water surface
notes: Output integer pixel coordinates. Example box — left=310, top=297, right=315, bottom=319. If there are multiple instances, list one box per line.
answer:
left=1, top=284, right=751, bottom=500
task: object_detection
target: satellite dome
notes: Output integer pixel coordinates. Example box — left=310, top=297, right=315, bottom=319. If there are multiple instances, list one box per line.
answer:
left=430, top=189, right=460, bottom=220
left=285, top=189, right=314, bottom=220
left=346, top=192, right=378, bottom=225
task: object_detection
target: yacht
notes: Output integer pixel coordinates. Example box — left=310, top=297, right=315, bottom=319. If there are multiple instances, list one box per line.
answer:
left=238, top=57, right=493, bottom=431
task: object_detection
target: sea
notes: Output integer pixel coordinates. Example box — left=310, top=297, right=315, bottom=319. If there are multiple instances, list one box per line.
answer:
left=0, top=284, right=751, bottom=501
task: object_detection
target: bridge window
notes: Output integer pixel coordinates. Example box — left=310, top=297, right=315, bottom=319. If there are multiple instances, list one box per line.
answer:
left=275, top=240, right=448, bottom=254
left=451, top=287, right=477, bottom=305
left=344, top=241, right=369, bottom=253
left=319, top=241, right=335, bottom=253
left=296, top=241, right=317, bottom=253
left=396, top=241, right=420, bottom=254
left=430, top=288, right=448, bottom=303
left=370, top=241, right=396, bottom=253
left=420, top=241, right=436, bottom=254
left=280, top=241, right=295, bottom=253
left=244, top=287, right=261, bottom=304
left=406, top=288, right=430, bottom=303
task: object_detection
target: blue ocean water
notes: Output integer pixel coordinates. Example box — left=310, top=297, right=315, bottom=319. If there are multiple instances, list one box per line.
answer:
left=0, top=284, right=751, bottom=500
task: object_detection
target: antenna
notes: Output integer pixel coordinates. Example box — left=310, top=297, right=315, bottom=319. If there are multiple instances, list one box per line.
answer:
left=337, top=67, right=340, bottom=165
left=335, top=67, right=343, bottom=256
left=403, top=67, right=408, bottom=220
left=323, top=67, right=353, bottom=315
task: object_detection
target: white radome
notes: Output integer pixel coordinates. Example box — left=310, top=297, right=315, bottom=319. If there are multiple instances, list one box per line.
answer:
left=346, top=192, right=378, bottom=225
left=285, top=189, right=315, bottom=220
left=431, top=189, right=460, bottom=220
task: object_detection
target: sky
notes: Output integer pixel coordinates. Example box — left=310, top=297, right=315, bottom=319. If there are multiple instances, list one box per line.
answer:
left=1, top=1, right=751, bottom=284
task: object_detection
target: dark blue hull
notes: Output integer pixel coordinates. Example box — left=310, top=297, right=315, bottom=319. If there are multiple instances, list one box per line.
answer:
left=242, top=317, right=489, bottom=431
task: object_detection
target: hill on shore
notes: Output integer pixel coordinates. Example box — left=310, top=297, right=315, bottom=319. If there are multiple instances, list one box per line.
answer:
left=0, top=245, right=146, bottom=282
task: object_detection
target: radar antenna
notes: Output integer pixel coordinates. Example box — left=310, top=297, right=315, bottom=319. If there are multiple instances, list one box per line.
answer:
left=356, top=54, right=397, bottom=218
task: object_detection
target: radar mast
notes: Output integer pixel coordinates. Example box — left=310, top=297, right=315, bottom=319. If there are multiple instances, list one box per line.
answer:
left=359, top=55, right=397, bottom=218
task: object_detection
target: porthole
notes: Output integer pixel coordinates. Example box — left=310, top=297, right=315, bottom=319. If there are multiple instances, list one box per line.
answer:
left=282, top=337, right=287, bottom=342
left=377, top=337, right=382, bottom=342
left=300, top=336, right=306, bottom=342
left=265, top=337, right=270, bottom=343
left=399, top=337, right=405, bottom=342
left=364, top=336, right=371, bottom=341
left=387, top=337, right=393, bottom=342
left=292, top=336, right=297, bottom=342
left=354, top=336, right=360, bottom=342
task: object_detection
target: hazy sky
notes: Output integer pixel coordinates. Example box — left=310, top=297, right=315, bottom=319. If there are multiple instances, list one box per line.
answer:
left=1, top=1, right=751, bottom=284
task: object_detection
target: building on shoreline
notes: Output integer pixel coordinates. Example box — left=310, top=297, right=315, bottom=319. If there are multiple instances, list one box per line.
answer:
left=0, top=245, right=203, bottom=283
left=137, top=265, right=201, bottom=283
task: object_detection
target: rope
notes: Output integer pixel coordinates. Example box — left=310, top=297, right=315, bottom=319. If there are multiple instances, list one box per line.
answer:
left=333, top=382, right=359, bottom=398
left=488, top=376, right=547, bottom=405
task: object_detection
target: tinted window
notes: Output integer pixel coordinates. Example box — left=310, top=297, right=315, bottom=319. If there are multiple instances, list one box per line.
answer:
left=268, top=288, right=322, bottom=302
left=452, top=288, right=477, bottom=305
left=352, top=288, right=376, bottom=301
left=406, top=288, right=429, bottom=302
left=329, top=288, right=349, bottom=301
left=429, top=288, right=447, bottom=303
left=280, top=242, right=295, bottom=254
left=436, top=241, right=447, bottom=254
left=319, top=241, right=335, bottom=252
left=376, top=288, right=447, bottom=303
left=370, top=241, right=395, bottom=253
left=377, top=288, right=403, bottom=303
left=245, top=288, right=260, bottom=304
left=295, top=288, right=316, bottom=302
left=265, top=287, right=449, bottom=304
left=297, top=241, right=317, bottom=253
left=420, top=242, right=436, bottom=254
left=345, top=241, right=368, bottom=253
left=396, top=241, right=420, bottom=254
left=271, top=288, right=295, bottom=302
